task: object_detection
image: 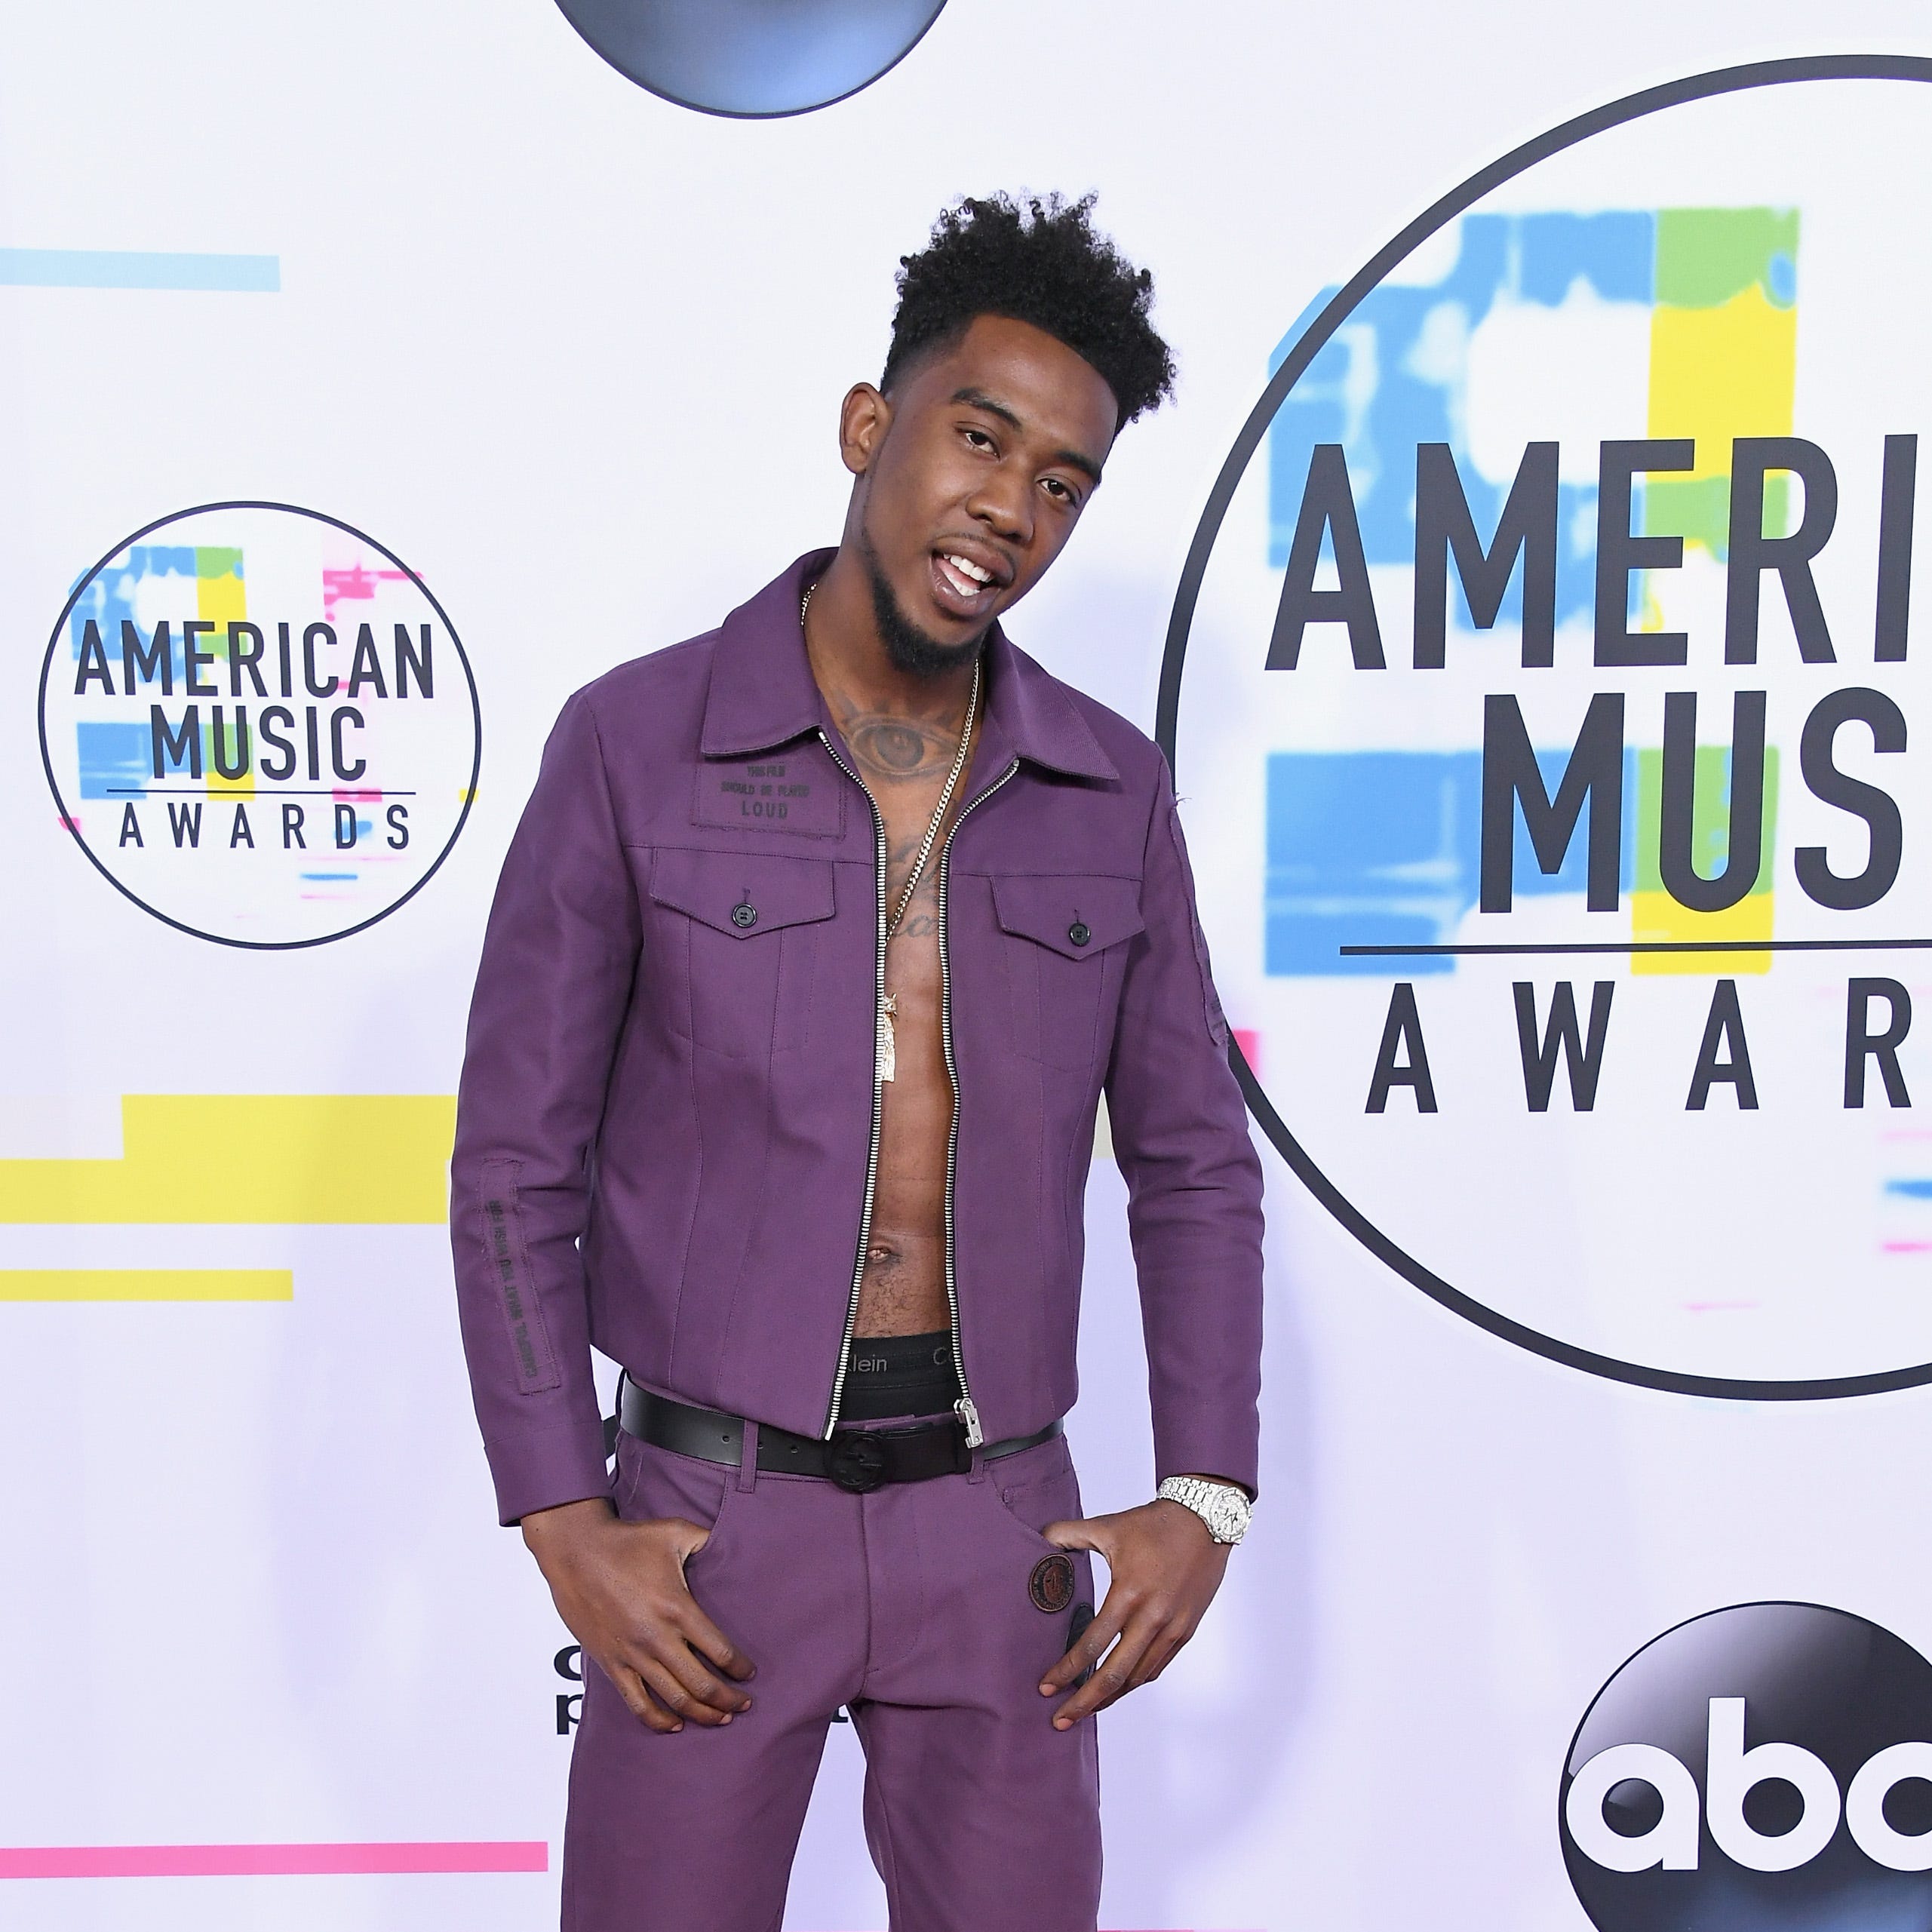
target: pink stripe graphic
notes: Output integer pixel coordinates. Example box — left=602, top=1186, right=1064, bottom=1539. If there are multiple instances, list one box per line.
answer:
left=0, top=1841, right=548, bottom=1879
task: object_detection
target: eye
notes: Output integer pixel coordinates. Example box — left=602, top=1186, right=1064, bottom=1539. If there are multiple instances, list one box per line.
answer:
left=962, top=426, right=996, bottom=451
left=1043, top=476, right=1081, bottom=506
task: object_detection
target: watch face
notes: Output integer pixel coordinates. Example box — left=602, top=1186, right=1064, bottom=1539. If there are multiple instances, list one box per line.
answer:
left=1176, top=1483, right=1243, bottom=1540
left=1212, top=1492, right=1251, bottom=1540
left=1161, top=1479, right=1251, bottom=1540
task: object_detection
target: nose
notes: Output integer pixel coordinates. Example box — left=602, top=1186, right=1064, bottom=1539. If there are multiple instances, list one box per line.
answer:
left=966, top=463, right=1032, bottom=547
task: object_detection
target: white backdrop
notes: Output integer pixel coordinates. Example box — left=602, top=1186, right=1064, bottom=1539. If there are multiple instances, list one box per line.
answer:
left=5, top=5, right=1932, bottom=1929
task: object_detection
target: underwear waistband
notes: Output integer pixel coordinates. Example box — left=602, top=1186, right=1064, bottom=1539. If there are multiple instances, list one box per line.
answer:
left=839, top=1328, right=962, bottom=1419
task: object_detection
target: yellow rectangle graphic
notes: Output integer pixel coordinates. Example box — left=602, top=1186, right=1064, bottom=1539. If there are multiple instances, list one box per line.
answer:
left=1631, top=888, right=1774, bottom=976
left=1647, top=285, right=1797, bottom=478
left=0, top=1269, right=293, bottom=1301
left=0, top=1095, right=456, bottom=1224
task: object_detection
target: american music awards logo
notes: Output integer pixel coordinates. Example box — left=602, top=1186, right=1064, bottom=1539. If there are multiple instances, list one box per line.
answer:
left=1162, top=60, right=1932, bottom=1397
left=39, top=502, right=481, bottom=948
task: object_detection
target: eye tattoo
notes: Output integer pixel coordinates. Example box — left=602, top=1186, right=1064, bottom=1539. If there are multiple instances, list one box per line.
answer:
left=849, top=715, right=955, bottom=780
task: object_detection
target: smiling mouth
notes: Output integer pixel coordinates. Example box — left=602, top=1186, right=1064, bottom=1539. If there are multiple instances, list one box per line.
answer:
left=932, top=549, right=1004, bottom=614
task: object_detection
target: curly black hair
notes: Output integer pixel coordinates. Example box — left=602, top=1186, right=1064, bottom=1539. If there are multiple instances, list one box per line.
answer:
left=880, top=192, right=1175, bottom=428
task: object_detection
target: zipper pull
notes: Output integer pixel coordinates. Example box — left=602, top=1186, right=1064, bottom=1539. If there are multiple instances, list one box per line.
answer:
left=955, top=1395, right=984, bottom=1449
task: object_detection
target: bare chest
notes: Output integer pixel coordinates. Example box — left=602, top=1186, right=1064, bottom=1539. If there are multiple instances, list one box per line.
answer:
left=876, top=768, right=973, bottom=1038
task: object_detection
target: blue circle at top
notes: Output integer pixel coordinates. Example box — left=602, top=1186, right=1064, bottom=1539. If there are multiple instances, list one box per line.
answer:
left=553, top=0, right=948, bottom=118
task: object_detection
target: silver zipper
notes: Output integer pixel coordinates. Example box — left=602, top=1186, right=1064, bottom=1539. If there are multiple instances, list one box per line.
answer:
left=935, top=757, right=1021, bottom=1448
left=816, top=725, right=891, bottom=1439
left=815, top=720, right=1021, bottom=1446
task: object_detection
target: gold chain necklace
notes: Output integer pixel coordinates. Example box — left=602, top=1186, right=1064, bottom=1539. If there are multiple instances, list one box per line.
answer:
left=802, top=579, right=980, bottom=1082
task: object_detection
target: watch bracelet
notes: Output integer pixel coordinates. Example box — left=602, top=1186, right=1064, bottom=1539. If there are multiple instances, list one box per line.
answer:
left=1156, top=1475, right=1249, bottom=1544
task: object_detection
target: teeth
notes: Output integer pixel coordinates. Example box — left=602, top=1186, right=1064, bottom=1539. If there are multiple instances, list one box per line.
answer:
left=944, top=554, right=992, bottom=586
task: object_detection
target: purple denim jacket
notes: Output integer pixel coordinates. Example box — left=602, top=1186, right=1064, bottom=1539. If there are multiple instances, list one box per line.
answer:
left=451, top=552, right=1264, bottom=1524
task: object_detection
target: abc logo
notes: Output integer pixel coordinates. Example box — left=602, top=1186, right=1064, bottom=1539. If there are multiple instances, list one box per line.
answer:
left=1562, top=1602, right=1932, bottom=1928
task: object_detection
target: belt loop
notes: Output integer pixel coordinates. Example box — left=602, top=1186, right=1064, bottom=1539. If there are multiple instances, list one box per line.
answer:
left=736, top=1419, right=760, bottom=1492
left=604, top=1370, right=628, bottom=1469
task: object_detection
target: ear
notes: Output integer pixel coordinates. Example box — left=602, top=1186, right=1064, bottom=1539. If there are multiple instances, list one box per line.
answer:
left=840, top=382, right=892, bottom=478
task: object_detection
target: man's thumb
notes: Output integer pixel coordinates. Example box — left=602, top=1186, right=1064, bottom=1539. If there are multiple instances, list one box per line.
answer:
left=1042, top=1516, right=1101, bottom=1553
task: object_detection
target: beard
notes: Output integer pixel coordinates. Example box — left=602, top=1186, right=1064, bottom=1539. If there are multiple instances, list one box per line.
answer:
left=859, top=526, right=989, bottom=679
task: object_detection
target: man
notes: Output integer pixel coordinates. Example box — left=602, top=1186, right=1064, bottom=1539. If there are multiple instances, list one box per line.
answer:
left=451, top=192, right=1264, bottom=1932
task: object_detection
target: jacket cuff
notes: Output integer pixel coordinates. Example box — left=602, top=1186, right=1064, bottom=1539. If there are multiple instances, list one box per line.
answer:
left=1152, top=1418, right=1260, bottom=1501
left=485, top=1418, right=614, bottom=1527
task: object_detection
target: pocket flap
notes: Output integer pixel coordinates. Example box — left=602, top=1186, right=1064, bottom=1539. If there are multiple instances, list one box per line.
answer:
left=991, top=874, right=1144, bottom=960
left=649, top=848, right=837, bottom=938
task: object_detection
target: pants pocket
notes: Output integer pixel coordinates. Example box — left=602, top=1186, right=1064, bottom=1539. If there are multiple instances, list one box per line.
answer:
left=990, top=1439, right=1082, bottom=1549
left=613, top=1434, right=738, bottom=1574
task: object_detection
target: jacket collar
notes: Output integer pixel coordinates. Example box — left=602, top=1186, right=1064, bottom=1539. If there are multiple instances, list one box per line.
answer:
left=700, top=549, right=1119, bottom=784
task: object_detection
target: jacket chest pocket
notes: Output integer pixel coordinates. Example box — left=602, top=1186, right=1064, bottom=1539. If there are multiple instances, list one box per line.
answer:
left=991, top=874, right=1144, bottom=1073
left=647, top=848, right=837, bottom=1057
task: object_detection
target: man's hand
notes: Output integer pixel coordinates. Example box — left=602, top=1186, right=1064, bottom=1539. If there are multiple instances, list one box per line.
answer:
left=521, top=1497, right=756, bottom=1734
left=1037, top=1492, right=1232, bottom=1729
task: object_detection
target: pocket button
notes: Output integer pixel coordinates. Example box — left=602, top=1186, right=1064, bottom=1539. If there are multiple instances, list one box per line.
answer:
left=1067, top=920, right=1090, bottom=947
left=731, top=901, right=757, bottom=929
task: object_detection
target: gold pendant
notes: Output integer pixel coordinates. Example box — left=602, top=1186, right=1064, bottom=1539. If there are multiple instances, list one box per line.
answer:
left=877, top=991, right=897, bottom=1084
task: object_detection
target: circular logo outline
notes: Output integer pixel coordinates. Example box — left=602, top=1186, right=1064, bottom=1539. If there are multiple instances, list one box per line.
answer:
left=1156, top=54, right=1932, bottom=1403
left=38, top=499, right=483, bottom=951
left=1557, top=1599, right=1932, bottom=1921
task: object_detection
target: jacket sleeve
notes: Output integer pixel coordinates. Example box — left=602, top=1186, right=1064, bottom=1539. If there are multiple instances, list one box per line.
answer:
left=450, top=690, right=640, bottom=1525
left=1104, top=755, right=1265, bottom=1496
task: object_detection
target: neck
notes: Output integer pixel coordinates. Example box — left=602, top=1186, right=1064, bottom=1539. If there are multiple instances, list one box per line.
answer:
left=803, top=542, right=981, bottom=724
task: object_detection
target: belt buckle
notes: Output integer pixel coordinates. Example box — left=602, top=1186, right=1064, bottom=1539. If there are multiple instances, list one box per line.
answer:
left=827, top=1431, right=889, bottom=1494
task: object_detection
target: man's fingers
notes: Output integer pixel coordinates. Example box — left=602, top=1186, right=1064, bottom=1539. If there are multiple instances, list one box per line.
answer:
left=610, top=1665, right=683, bottom=1734
left=631, top=1647, right=742, bottom=1727
left=1052, top=1616, right=1160, bottom=1728
left=1039, top=1592, right=1126, bottom=1693
left=656, top=1521, right=756, bottom=1681
left=635, top=1625, right=753, bottom=1719
left=1085, top=1619, right=1165, bottom=1713
left=677, top=1601, right=757, bottom=1683
left=1124, top=1621, right=1190, bottom=1692
left=1041, top=1515, right=1108, bottom=1554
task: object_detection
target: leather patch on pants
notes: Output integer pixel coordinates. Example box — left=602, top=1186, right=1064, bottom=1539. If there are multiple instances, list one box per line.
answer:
left=1028, top=1551, right=1076, bottom=1614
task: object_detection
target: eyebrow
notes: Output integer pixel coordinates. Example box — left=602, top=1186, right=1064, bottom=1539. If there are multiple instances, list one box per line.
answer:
left=950, top=386, right=1104, bottom=486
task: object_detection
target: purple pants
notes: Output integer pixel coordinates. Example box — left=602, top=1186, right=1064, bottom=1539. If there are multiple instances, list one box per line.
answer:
left=562, top=1423, right=1102, bottom=1931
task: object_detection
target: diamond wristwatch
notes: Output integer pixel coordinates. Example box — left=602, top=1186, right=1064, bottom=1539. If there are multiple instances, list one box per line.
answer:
left=1156, top=1476, right=1252, bottom=1546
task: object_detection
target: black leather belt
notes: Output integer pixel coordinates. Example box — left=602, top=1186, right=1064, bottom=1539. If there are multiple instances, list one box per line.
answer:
left=617, top=1378, right=1061, bottom=1494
